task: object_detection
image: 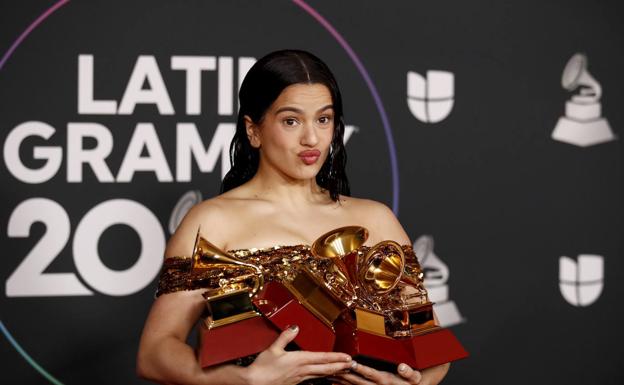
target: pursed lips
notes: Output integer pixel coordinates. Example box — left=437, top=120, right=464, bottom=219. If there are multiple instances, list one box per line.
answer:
left=298, top=149, right=321, bottom=165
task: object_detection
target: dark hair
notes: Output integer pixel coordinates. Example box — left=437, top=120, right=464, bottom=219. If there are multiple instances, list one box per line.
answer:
left=220, top=49, right=350, bottom=201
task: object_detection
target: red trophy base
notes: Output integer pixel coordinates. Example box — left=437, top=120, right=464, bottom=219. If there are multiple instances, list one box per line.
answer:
left=253, top=281, right=336, bottom=352
left=198, top=316, right=279, bottom=368
left=401, top=328, right=468, bottom=369
left=334, top=318, right=468, bottom=371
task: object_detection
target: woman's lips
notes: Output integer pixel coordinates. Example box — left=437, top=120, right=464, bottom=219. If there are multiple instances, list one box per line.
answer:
left=298, top=149, right=321, bottom=165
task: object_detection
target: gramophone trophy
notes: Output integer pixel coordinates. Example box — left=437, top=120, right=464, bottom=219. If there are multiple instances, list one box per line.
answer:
left=190, top=224, right=467, bottom=370
left=310, top=226, right=468, bottom=370
left=190, top=229, right=279, bottom=367
left=552, top=53, right=615, bottom=147
left=192, top=227, right=346, bottom=366
left=252, top=271, right=344, bottom=352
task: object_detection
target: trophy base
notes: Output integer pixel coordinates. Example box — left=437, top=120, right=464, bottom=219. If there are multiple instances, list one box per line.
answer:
left=254, top=281, right=336, bottom=352
left=334, top=318, right=468, bottom=370
left=552, top=117, right=615, bottom=147
left=334, top=318, right=414, bottom=370
left=401, top=327, right=468, bottom=369
left=198, top=316, right=279, bottom=368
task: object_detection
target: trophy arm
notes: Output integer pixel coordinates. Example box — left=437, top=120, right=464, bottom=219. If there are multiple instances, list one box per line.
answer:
left=191, top=228, right=264, bottom=297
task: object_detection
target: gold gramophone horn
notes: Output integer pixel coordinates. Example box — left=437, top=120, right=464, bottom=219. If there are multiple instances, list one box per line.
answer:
left=311, top=226, right=369, bottom=286
left=311, top=226, right=369, bottom=258
left=191, top=228, right=264, bottom=296
left=359, top=240, right=419, bottom=296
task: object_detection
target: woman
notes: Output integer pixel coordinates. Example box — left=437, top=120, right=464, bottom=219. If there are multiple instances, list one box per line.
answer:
left=137, top=49, right=450, bottom=385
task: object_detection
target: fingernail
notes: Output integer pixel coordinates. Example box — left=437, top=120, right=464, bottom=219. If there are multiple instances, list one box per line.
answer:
left=399, top=363, right=408, bottom=372
left=345, top=355, right=352, bottom=362
left=288, top=325, right=299, bottom=332
left=350, top=360, right=358, bottom=370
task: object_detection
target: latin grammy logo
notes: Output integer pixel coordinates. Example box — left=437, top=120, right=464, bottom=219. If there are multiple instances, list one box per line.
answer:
left=413, top=235, right=464, bottom=327
left=552, top=53, right=616, bottom=147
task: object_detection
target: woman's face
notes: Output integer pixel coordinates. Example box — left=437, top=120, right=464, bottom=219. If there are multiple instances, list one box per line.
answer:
left=246, top=83, right=335, bottom=181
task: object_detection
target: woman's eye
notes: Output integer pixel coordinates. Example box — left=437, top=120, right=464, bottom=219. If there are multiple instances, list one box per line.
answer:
left=283, top=118, right=298, bottom=126
left=318, top=116, right=333, bottom=124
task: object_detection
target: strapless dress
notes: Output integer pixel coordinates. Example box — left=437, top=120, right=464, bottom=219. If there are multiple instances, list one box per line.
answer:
left=156, top=243, right=422, bottom=297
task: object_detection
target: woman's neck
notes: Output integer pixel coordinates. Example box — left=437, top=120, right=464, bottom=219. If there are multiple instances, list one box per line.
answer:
left=245, top=163, right=329, bottom=207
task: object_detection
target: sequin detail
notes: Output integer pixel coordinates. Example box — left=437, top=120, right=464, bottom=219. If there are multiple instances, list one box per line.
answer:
left=155, top=244, right=421, bottom=299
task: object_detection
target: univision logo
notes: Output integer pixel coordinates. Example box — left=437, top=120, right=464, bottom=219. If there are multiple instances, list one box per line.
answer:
left=559, top=254, right=604, bottom=306
left=406, top=70, right=454, bottom=123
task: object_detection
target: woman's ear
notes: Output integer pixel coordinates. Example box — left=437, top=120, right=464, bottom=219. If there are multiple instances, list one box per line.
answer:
left=244, top=116, right=261, bottom=148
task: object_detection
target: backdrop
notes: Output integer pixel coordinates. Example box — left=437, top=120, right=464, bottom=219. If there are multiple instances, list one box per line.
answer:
left=1, top=1, right=622, bottom=384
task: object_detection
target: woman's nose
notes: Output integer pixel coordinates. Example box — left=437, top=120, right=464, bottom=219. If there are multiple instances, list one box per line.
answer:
left=300, top=122, right=319, bottom=146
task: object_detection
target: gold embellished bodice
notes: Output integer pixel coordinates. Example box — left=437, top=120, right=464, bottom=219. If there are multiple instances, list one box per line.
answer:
left=156, top=243, right=426, bottom=309
left=156, top=244, right=313, bottom=296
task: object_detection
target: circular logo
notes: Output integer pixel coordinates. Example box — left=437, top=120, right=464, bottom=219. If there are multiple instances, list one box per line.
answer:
left=1, top=1, right=398, bottom=382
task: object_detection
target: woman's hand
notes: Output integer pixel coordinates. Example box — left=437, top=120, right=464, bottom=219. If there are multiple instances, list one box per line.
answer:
left=245, top=325, right=354, bottom=385
left=332, top=361, right=422, bottom=385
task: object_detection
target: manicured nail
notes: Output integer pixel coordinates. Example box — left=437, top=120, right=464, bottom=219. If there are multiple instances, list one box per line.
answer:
left=399, top=363, right=408, bottom=372
left=350, top=360, right=358, bottom=370
left=345, top=356, right=352, bottom=362
left=288, top=325, right=299, bottom=332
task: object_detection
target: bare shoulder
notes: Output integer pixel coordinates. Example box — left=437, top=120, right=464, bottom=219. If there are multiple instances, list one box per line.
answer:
left=339, top=195, right=411, bottom=245
left=163, top=196, right=231, bottom=258
left=338, top=195, right=393, bottom=219
left=339, top=195, right=386, bottom=210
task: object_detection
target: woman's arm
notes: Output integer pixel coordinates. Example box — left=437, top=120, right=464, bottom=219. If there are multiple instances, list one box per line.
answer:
left=137, top=202, right=237, bottom=384
left=136, top=288, right=250, bottom=385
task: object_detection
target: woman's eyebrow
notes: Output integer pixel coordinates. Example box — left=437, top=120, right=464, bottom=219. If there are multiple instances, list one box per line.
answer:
left=274, top=104, right=334, bottom=115
left=274, top=106, right=303, bottom=115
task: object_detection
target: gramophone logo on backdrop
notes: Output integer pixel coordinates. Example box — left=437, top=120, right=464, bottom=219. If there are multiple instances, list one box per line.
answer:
left=559, top=254, right=604, bottom=306
left=407, top=70, right=454, bottom=123
left=169, top=190, right=204, bottom=234
left=413, top=235, right=464, bottom=327
left=552, top=53, right=616, bottom=146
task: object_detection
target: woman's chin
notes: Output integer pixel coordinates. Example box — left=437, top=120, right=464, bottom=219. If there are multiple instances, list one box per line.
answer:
left=286, top=167, right=322, bottom=182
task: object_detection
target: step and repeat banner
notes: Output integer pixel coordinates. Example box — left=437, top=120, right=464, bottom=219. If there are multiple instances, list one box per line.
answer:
left=1, top=1, right=622, bottom=384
